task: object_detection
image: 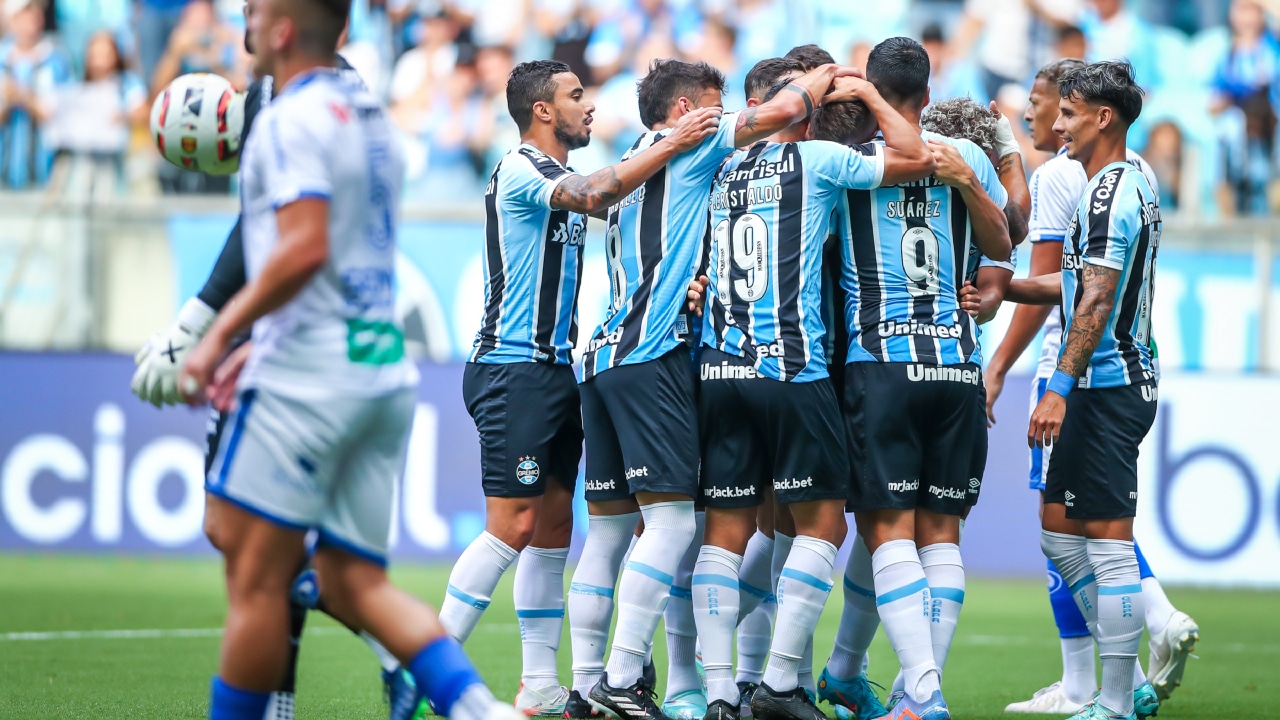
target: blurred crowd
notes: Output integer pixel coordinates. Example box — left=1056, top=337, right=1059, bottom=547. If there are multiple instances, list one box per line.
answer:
left=1, top=0, right=1277, bottom=216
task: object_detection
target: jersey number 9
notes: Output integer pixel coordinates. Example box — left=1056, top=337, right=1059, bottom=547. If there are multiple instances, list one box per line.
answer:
left=901, top=226, right=941, bottom=299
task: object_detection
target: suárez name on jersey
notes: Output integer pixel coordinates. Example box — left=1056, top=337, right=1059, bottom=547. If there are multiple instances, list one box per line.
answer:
left=886, top=199, right=942, bottom=219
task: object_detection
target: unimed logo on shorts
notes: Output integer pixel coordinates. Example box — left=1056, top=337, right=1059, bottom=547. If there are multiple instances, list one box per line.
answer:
left=906, top=365, right=980, bottom=384
left=705, top=486, right=756, bottom=499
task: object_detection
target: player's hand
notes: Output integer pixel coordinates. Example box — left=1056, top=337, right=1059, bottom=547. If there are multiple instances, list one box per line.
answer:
left=927, top=140, right=976, bottom=188
left=686, top=275, right=710, bottom=316
left=178, top=329, right=231, bottom=407
left=1028, top=391, right=1067, bottom=449
left=130, top=298, right=217, bottom=407
left=822, top=76, right=876, bottom=105
left=208, top=341, right=252, bottom=413
left=959, top=281, right=981, bottom=318
left=983, top=366, right=1005, bottom=426
left=666, top=106, right=722, bottom=152
left=989, top=101, right=1021, bottom=159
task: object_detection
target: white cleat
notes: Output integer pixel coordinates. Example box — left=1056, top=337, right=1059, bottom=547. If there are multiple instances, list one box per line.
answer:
left=1148, top=610, right=1199, bottom=702
left=515, top=683, right=572, bottom=717
left=1004, top=681, right=1091, bottom=714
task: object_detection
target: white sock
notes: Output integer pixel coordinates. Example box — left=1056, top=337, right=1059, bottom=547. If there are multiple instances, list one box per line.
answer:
left=918, top=543, right=965, bottom=675
left=872, top=539, right=939, bottom=703
left=361, top=631, right=400, bottom=673
left=735, top=599, right=774, bottom=685
left=771, top=533, right=794, bottom=590
left=665, top=511, right=705, bottom=700
left=827, top=535, right=879, bottom=680
left=763, top=536, right=837, bottom=693
left=798, top=637, right=815, bottom=693
left=621, top=532, right=640, bottom=569
left=448, top=684, right=501, bottom=720
left=515, top=546, right=569, bottom=690
left=1060, top=636, right=1097, bottom=702
left=440, top=532, right=519, bottom=642
left=605, top=501, right=697, bottom=688
left=694, top=545, right=743, bottom=705
left=737, top=531, right=775, bottom=620
left=1141, top=576, right=1176, bottom=635
left=1088, top=539, right=1144, bottom=715
left=1041, top=531, right=1099, bottom=635
left=569, top=512, right=639, bottom=695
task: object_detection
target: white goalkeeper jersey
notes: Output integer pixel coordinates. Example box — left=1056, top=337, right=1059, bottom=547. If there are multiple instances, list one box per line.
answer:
left=238, top=67, right=418, bottom=399
left=1029, top=148, right=1158, bottom=378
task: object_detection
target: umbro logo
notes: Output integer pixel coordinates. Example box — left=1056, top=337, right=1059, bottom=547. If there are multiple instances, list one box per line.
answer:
left=1064, top=491, right=1076, bottom=507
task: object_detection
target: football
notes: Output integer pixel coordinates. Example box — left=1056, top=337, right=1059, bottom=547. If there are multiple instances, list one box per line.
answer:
left=149, top=72, right=246, bottom=176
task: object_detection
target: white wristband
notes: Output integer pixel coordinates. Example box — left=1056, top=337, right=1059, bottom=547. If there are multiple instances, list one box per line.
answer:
left=994, top=114, right=1020, bottom=159
left=177, top=297, right=217, bottom=336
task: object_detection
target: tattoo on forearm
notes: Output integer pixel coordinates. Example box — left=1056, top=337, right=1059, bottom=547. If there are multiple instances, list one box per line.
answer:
left=1056, top=263, right=1120, bottom=378
left=551, top=169, right=623, bottom=213
left=735, top=107, right=760, bottom=135
left=782, top=84, right=815, bottom=114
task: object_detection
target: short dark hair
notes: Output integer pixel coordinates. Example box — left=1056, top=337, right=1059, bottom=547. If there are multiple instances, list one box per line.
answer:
left=293, top=0, right=352, bottom=56
left=1036, top=57, right=1086, bottom=89
left=784, top=44, right=835, bottom=71
left=809, top=100, right=875, bottom=145
left=1058, top=60, right=1144, bottom=126
left=866, top=36, right=930, bottom=108
left=1057, top=24, right=1085, bottom=45
left=507, top=60, right=573, bottom=133
left=921, top=97, right=998, bottom=158
left=744, top=57, right=804, bottom=102
left=921, top=22, right=945, bottom=44
left=637, top=59, right=725, bottom=130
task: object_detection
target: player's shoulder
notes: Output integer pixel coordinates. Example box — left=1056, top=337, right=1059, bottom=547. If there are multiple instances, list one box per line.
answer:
left=508, top=143, right=572, bottom=180
left=1036, top=151, right=1088, bottom=193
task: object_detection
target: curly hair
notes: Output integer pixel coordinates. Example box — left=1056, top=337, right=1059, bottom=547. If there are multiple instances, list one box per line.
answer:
left=920, top=97, right=998, bottom=158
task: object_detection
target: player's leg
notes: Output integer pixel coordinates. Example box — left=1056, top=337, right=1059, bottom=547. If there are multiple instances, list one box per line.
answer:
left=734, top=512, right=777, bottom=716
left=1135, top=540, right=1199, bottom=702
left=819, top=533, right=885, bottom=720
left=664, top=509, right=708, bottom=720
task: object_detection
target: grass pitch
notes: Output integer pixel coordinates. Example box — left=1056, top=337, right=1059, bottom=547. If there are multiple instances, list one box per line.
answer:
left=0, top=554, right=1276, bottom=719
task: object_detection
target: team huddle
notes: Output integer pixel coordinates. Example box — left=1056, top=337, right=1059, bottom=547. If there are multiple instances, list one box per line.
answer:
left=126, top=0, right=1199, bottom=719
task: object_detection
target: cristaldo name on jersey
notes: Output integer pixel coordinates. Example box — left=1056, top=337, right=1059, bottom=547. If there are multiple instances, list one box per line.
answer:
left=886, top=199, right=942, bottom=219
left=905, top=364, right=980, bottom=384
left=877, top=319, right=964, bottom=339
left=720, top=152, right=796, bottom=184
left=710, top=183, right=785, bottom=212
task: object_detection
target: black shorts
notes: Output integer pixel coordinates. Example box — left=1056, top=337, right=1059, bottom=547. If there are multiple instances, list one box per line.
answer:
left=580, top=347, right=700, bottom=502
left=966, top=378, right=987, bottom=508
left=698, top=348, right=849, bottom=509
left=845, top=362, right=984, bottom=517
left=1044, top=381, right=1158, bottom=520
left=462, top=361, right=583, bottom=498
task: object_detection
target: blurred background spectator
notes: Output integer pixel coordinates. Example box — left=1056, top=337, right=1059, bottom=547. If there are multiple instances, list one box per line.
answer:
left=0, top=0, right=70, bottom=190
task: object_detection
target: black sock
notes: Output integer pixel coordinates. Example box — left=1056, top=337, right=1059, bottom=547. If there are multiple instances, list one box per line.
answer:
left=279, top=597, right=308, bottom=694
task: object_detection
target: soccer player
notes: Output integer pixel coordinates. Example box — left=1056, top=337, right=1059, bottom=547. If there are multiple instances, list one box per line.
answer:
left=690, top=76, right=935, bottom=720
left=128, top=10, right=414, bottom=719
left=1010, top=60, right=1163, bottom=720
left=174, top=0, right=519, bottom=719
left=818, top=37, right=1012, bottom=720
left=987, top=58, right=1197, bottom=714
left=441, top=59, right=720, bottom=717
left=575, top=59, right=857, bottom=720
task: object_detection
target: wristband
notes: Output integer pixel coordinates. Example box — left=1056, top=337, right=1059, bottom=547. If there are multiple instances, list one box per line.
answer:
left=993, top=114, right=1020, bottom=159
left=177, top=297, right=218, bottom=337
left=1046, top=370, right=1077, bottom=398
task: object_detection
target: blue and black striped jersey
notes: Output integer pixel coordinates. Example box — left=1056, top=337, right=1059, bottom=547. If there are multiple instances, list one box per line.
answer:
left=834, top=130, right=1008, bottom=366
left=703, top=140, right=884, bottom=382
left=1060, top=161, right=1161, bottom=388
left=470, top=144, right=587, bottom=365
left=580, top=114, right=740, bottom=380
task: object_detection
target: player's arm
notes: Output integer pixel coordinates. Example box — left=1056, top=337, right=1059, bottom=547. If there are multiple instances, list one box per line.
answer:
left=550, top=106, right=722, bottom=214
left=1054, top=263, right=1120, bottom=381
left=983, top=239, right=1060, bottom=423
left=848, top=78, right=935, bottom=185
left=1004, top=272, right=1060, bottom=305
left=733, top=63, right=857, bottom=146
left=928, top=140, right=1012, bottom=262
left=991, top=103, right=1030, bottom=246
left=973, top=264, right=1013, bottom=325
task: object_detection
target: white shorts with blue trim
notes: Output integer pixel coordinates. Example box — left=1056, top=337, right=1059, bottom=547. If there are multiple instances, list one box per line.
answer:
left=1028, top=376, right=1054, bottom=491
left=206, top=386, right=416, bottom=565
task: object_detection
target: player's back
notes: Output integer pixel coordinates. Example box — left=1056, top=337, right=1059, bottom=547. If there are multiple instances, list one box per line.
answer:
left=238, top=68, right=415, bottom=398
left=836, top=130, right=1000, bottom=366
left=705, top=139, right=883, bottom=382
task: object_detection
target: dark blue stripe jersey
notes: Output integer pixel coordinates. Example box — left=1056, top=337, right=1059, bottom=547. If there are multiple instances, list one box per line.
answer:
left=1061, top=161, right=1161, bottom=388
left=580, top=114, right=740, bottom=380
left=834, top=130, right=1008, bottom=365
left=703, top=140, right=885, bottom=382
left=470, top=144, right=587, bottom=365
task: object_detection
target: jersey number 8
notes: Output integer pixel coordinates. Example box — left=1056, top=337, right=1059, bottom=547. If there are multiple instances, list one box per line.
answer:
left=714, top=213, right=771, bottom=311
left=901, top=226, right=941, bottom=299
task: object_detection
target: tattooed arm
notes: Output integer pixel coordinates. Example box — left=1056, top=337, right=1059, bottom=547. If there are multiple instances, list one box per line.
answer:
left=550, top=106, right=723, bottom=215
left=997, top=152, right=1030, bottom=246
left=733, top=63, right=858, bottom=146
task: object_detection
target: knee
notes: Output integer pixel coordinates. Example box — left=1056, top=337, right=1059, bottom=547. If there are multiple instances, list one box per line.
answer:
left=486, top=504, right=538, bottom=550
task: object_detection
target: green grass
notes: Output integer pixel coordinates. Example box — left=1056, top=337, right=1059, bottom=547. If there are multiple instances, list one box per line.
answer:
left=0, top=554, right=1276, bottom=720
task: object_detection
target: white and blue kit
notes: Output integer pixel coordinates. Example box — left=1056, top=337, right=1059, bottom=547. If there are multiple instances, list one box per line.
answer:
left=207, top=68, right=418, bottom=565
left=464, top=144, right=587, bottom=497
left=698, top=139, right=884, bottom=508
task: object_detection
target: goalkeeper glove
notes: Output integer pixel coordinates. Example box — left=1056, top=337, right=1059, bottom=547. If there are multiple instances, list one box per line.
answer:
left=131, top=297, right=217, bottom=407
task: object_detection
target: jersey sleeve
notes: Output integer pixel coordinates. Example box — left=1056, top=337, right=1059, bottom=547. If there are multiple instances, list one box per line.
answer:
left=807, top=140, right=885, bottom=191
left=956, top=138, right=1008, bottom=210
left=1082, top=168, right=1139, bottom=271
left=978, top=244, right=1016, bottom=273
left=677, top=110, right=739, bottom=178
left=1027, top=160, right=1082, bottom=243
left=262, top=107, right=334, bottom=209
left=507, top=148, right=575, bottom=209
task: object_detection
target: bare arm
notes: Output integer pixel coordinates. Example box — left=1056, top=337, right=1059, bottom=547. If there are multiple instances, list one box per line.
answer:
left=1055, top=264, right=1121, bottom=379
left=733, top=64, right=853, bottom=146
left=986, top=240, right=1059, bottom=375
left=974, top=265, right=1013, bottom=325
left=929, top=140, right=1012, bottom=262
left=848, top=79, right=936, bottom=184
left=998, top=152, right=1030, bottom=245
left=1005, top=272, right=1061, bottom=305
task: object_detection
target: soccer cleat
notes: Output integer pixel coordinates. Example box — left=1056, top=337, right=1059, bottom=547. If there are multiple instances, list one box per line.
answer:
left=817, top=669, right=888, bottom=720
left=737, top=682, right=759, bottom=719
left=644, top=661, right=658, bottom=691
left=884, top=691, right=905, bottom=713
left=262, top=691, right=295, bottom=720
left=1065, top=701, right=1136, bottom=720
left=705, top=699, right=740, bottom=720
left=1131, top=683, right=1159, bottom=720
left=516, top=683, right=572, bottom=717
left=1147, top=611, right=1198, bottom=702
left=1004, top=681, right=1090, bottom=714
left=884, top=690, right=949, bottom=720
left=383, top=668, right=418, bottom=720
left=565, top=690, right=604, bottom=719
left=663, top=690, right=708, bottom=720
left=589, top=676, right=669, bottom=720
left=748, top=683, right=826, bottom=720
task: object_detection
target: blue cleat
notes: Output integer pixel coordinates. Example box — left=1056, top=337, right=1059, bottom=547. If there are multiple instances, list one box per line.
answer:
left=663, top=689, right=709, bottom=720
left=1066, top=701, right=1137, bottom=720
left=884, top=691, right=905, bottom=713
left=383, top=668, right=418, bottom=720
left=817, top=669, right=888, bottom=720
left=884, top=690, right=948, bottom=720
left=1132, top=682, right=1160, bottom=719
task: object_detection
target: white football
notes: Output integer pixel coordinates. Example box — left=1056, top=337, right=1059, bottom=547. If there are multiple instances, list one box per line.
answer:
left=150, top=73, right=246, bottom=176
